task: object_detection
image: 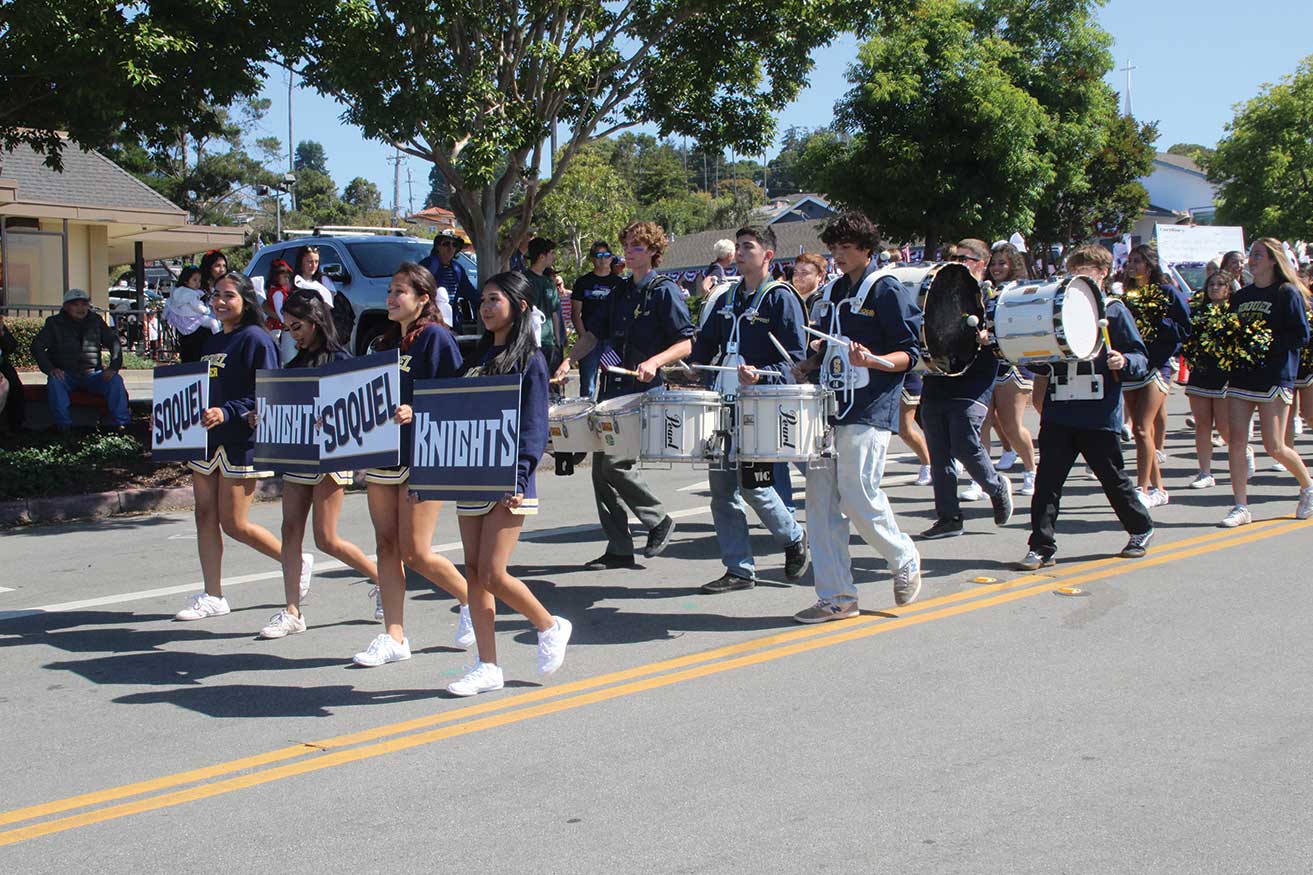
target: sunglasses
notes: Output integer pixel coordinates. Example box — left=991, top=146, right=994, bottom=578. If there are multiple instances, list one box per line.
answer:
left=592, top=250, right=613, bottom=259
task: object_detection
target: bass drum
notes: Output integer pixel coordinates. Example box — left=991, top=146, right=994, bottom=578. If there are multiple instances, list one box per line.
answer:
left=916, top=263, right=986, bottom=376
left=990, top=275, right=1106, bottom=364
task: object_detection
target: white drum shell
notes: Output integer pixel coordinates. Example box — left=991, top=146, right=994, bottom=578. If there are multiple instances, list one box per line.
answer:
left=590, top=394, right=644, bottom=461
left=639, top=389, right=722, bottom=462
left=735, top=384, right=827, bottom=463
left=548, top=399, right=602, bottom=453
left=991, top=276, right=1104, bottom=364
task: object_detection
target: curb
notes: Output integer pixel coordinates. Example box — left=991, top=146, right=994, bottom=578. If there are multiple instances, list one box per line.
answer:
left=0, top=479, right=285, bottom=527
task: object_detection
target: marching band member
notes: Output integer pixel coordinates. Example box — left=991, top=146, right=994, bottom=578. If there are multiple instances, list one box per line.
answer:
left=1119, top=244, right=1191, bottom=509
left=448, top=272, right=571, bottom=696
left=175, top=272, right=310, bottom=620
left=355, top=263, right=472, bottom=667
left=1018, top=244, right=1154, bottom=570
left=554, top=221, right=691, bottom=570
left=984, top=241, right=1038, bottom=496
left=917, top=242, right=1013, bottom=540
left=1220, top=238, right=1313, bottom=527
left=255, top=291, right=381, bottom=640
left=685, top=225, right=810, bottom=593
left=792, top=212, right=923, bottom=623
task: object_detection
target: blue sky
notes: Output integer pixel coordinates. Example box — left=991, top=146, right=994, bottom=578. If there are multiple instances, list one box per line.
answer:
left=257, top=0, right=1311, bottom=209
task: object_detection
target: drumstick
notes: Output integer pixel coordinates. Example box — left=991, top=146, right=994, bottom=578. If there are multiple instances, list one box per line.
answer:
left=802, top=324, right=895, bottom=370
left=605, top=365, right=642, bottom=377
left=688, top=363, right=774, bottom=378
left=767, top=332, right=794, bottom=364
left=1099, top=318, right=1120, bottom=383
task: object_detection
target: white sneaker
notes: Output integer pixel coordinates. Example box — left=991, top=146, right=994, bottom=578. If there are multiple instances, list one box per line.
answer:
left=1296, top=416, right=1306, bottom=436
left=1148, top=487, right=1170, bottom=508
left=997, top=450, right=1018, bottom=471
left=1154, top=449, right=1167, bottom=465
left=914, top=464, right=932, bottom=487
left=1211, top=432, right=1225, bottom=447
left=1220, top=505, right=1252, bottom=528
left=1246, top=445, right=1256, bottom=480
left=299, top=552, right=314, bottom=600
left=953, top=460, right=966, bottom=477
left=959, top=481, right=984, bottom=502
left=454, top=604, right=475, bottom=650
left=1020, top=470, right=1036, bottom=496
left=1135, top=488, right=1152, bottom=509
left=1189, top=472, right=1216, bottom=489
left=1248, top=420, right=1256, bottom=442
left=175, top=593, right=230, bottom=621
left=352, top=633, right=411, bottom=667
left=1271, top=461, right=1287, bottom=473
left=1122, top=423, right=1133, bottom=442
left=537, top=616, right=572, bottom=675
left=1298, top=487, right=1313, bottom=521
left=369, top=585, right=384, bottom=621
left=259, top=609, right=306, bottom=639
left=447, top=661, right=504, bottom=697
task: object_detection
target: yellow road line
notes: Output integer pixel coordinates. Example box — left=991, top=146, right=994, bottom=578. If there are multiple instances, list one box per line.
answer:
left=0, top=516, right=1303, bottom=847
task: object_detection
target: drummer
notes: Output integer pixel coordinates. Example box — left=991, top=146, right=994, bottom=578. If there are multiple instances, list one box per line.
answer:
left=554, top=220, right=692, bottom=569
left=917, top=242, right=1013, bottom=539
left=685, top=224, right=810, bottom=593
left=792, top=211, right=923, bottom=623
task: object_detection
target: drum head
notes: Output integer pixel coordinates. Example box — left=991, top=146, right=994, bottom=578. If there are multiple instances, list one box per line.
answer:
left=923, top=263, right=985, bottom=374
left=550, top=400, right=594, bottom=419
left=595, top=393, right=645, bottom=414
left=1058, top=276, right=1104, bottom=359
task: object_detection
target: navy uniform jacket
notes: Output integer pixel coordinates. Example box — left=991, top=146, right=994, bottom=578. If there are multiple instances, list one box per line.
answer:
left=585, top=271, right=694, bottom=401
left=921, top=347, right=997, bottom=406
left=1137, top=283, right=1192, bottom=371
left=201, top=323, right=279, bottom=465
left=399, top=323, right=464, bottom=463
left=689, top=278, right=806, bottom=384
left=1034, top=299, right=1147, bottom=432
left=810, top=261, right=923, bottom=431
left=1228, top=282, right=1310, bottom=393
left=465, top=345, right=549, bottom=499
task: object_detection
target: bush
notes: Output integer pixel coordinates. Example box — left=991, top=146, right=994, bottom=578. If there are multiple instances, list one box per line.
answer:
left=1, top=317, right=43, bottom=369
left=120, top=351, right=158, bottom=369
left=0, top=432, right=144, bottom=499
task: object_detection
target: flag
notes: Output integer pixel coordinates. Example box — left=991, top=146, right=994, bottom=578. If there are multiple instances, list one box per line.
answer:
left=600, top=345, right=621, bottom=370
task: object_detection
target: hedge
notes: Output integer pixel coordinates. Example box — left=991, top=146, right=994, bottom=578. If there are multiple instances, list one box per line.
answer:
left=1, top=317, right=43, bottom=369
left=0, top=432, right=143, bottom=499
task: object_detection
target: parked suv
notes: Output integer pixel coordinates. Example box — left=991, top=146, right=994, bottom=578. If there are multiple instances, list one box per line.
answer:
left=245, top=234, right=480, bottom=355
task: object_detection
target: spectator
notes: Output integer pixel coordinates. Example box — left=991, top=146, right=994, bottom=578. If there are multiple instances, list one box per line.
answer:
left=571, top=240, right=624, bottom=397
left=508, top=235, right=531, bottom=273
left=30, top=289, right=130, bottom=432
left=521, top=237, right=566, bottom=371
left=165, top=266, right=221, bottom=363
left=199, top=250, right=228, bottom=293
left=699, top=238, right=735, bottom=296
left=0, top=312, right=22, bottom=431
left=611, top=256, right=627, bottom=278
left=418, top=229, right=478, bottom=321
left=792, top=252, right=828, bottom=305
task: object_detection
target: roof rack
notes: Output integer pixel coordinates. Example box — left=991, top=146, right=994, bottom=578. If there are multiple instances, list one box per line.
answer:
left=284, top=226, right=415, bottom=238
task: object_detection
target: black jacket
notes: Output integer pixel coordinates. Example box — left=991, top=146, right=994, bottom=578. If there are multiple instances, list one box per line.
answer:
left=31, top=310, right=122, bottom=375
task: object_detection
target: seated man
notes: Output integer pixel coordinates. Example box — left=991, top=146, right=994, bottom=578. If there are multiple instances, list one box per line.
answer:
left=30, top=289, right=130, bottom=431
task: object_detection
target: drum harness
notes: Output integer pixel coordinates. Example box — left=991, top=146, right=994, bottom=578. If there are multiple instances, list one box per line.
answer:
left=814, top=269, right=888, bottom=422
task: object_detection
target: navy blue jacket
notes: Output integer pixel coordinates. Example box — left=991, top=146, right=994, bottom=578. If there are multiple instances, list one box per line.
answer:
left=418, top=254, right=478, bottom=309
left=1035, top=299, right=1148, bottom=432
left=921, top=349, right=996, bottom=406
left=399, top=323, right=464, bottom=462
left=1228, top=282, right=1311, bottom=393
left=201, top=323, right=279, bottom=464
left=1129, top=283, right=1191, bottom=370
left=478, top=348, right=549, bottom=499
left=689, top=278, right=806, bottom=384
left=809, top=262, right=922, bottom=431
left=585, top=272, right=694, bottom=400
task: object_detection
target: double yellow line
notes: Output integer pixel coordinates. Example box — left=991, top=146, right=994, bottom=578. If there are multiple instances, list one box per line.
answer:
left=0, top=516, right=1303, bottom=847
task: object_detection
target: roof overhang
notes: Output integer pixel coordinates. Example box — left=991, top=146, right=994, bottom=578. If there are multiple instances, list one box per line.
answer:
left=107, top=223, right=247, bottom=264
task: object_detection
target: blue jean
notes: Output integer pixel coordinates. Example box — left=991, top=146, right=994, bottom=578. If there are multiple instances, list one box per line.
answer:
left=772, top=463, right=795, bottom=512
left=921, top=398, right=1005, bottom=519
left=46, top=370, right=130, bottom=427
left=709, top=465, right=803, bottom=578
left=578, top=345, right=602, bottom=398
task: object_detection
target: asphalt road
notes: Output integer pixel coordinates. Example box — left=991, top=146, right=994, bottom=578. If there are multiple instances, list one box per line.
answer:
left=2, top=394, right=1311, bottom=873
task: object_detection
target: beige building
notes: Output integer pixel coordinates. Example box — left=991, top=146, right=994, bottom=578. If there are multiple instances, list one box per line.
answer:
left=0, top=138, right=245, bottom=309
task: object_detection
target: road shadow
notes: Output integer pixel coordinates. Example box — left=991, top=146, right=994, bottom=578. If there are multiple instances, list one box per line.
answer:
left=45, top=649, right=345, bottom=688
left=111, top=682, right=445, bottom=718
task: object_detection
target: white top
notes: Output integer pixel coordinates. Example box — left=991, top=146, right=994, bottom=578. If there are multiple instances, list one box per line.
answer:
left=163, top=287, right=221, bottom=335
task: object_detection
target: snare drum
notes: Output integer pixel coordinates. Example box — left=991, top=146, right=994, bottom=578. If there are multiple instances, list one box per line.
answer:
left=991, top=275, right=1105, bottom=364
left=735, top=384, right=827, bottom=463
left=590, top=393, right=644, bottom=461
left=639, top=388, right=722, bottom=462
left=548, top=399, right=601, bottom=454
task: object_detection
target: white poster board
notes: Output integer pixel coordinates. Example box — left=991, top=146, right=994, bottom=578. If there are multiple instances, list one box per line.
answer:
left=315, top=350, right=401, bottom=470
left=1154, top=224, right=1245, bottom=267
left=152, top=361, right=210, bottom=462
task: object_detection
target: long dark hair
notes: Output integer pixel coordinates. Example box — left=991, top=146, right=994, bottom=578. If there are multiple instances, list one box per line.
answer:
left=473, top=271, right=539, bottom=376
left=1125, top=243, right=1168, bottom=290
left=292, top=246, right=324, bottom=282
left=283, top=289, right=345, bottom=368
left=376, top=262, right=447, bottom=353
left=214, top=271, right=265, bottom=330
left=199, top=250, right=228, bottom=291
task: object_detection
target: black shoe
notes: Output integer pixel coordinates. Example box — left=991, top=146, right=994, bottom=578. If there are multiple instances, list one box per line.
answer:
left=784, top=533, right=810, bottom=580
left=701, top=572, right=755, bottom=594
left=644, top=515, right=676, bottom=558
left=918, top=517, right=964, bottom=540
left=1120, top=528, right=1154, bottom=558
left=583, top=552, right=638, bottom=570
left=991, top=479, right=1014, bottom=527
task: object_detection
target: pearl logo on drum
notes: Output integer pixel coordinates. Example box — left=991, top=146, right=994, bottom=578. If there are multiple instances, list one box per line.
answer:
left=778, top=406, right=798, bottom=450
left=664, top=413, right=683, bottom=451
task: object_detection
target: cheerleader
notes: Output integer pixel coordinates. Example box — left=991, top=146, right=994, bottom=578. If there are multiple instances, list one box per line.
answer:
left=255, top=291, right=381, bottom=640
left=1221, top=238, right=1313, bottom=527
left=1283, top=280, right=1313, bottom=449
left=446, top=272, right=571, bottom=696
left=354, top=263, right=471, bottom=667
left=1119, top=244, right=1191, bottom=508
left=984, top=242, right=1037, bottom=496
left=175, top=272, right=310, bottom=620
left=1183, top=270, right=1247, bottom=489
left=899, top=376, right=934, bottom=487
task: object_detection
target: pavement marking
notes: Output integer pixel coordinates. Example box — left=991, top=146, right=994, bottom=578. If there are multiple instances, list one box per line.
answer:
left=0, top=516, right=1303, bottom=846
left=0, top=508, right=718, bottom=621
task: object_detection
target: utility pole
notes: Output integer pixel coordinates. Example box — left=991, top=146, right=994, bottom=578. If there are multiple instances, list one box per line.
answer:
left=405, top=167, right=415, bottom=217
left=388, top=149, right=403, bottom=221
left=1120, top=60, right=1136, bottom=116
left=287, top=69, right=296, bottom=211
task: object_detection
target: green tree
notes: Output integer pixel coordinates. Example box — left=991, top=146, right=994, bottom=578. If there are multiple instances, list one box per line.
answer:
left=287, top=168, right=347, bottom=226
left=642, top=190, right=719, bottom=237
left=294, top=140, right=329, bottom=175
left=343, top=177, right=382, bottom=211
left=713, top=178, right=767, bottom=228
left=0, top=0, right=286, bottom=170
left=1208, top=56, right=1313, bottom=239
left=609, top=133, right=688, bottom=205
left=1167, top=142, right=1215, bottom=164
left=286, top=0, right=868, bottom=273
left=766, top=126, right=820, bottom=196
left=535, top=145, right=636, bottom=275
left=425, top=164, right=452, bottom=209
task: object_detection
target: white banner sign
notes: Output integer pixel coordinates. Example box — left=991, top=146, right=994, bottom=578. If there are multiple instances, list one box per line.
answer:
left=152, top=361, right=210, bottom=462
left=315, top=351, right=401, bottom=470
left=1154, top=224, right=1246, bottom=267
